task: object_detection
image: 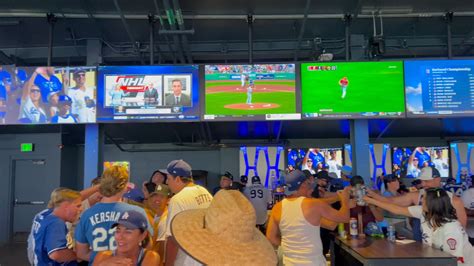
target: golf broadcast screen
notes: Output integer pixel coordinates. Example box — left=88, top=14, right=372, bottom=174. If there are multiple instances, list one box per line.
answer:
left=0, top=65, right=96, bottom=125
left=405, top=60, right=474, bottom=117
left=301, top=61, right=405, bottom=119
left=287, top=148, right=343, bottom=178
left=97, top=65, right=199, bottom=122
left=203, top=64, right=300, bottom=121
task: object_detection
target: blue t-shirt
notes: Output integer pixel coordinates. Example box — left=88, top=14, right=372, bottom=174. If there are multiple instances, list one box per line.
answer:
left=34, top=74, right=62, bottom=103
left=0, top=70, right=11, bottom=100
left=74, top=202, right=152, bottom=263
left=32, top=210, right=77, bottom=266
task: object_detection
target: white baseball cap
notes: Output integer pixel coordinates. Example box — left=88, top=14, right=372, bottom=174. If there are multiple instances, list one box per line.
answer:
left=417, top=167, right=441, bottom=181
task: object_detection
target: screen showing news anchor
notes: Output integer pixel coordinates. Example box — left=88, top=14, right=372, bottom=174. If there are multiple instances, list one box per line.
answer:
left=97, top=65, right=199, bottom=122
left=0, top=65, right=96, bottom=125
left=392, top=146, right=450, bottom=178
left=287, top=148, right=343, bottom=178
left=203, top=64, right=300, bottom=121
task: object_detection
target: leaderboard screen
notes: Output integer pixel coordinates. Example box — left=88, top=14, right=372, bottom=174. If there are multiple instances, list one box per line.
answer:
left=405, top=60, right=474, bottom=117
left=287, top=148, right=343, bottom=178
left=203, top=64, right=299, bottom=121
left=392, top=146, right=449, bottom=178
left=0, top=65, right=96, bottom=125
left=97, top=65, right=199, bottom=122
left=301, top=61, right=405, bottom=119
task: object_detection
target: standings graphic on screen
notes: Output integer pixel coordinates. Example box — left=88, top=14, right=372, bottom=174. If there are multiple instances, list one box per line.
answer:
left=392, top=146, right=449, bottom=178
left=287, top=148, right=343, bottom=178
left=404, top=60, right=474, bottom=117
left=301, top=61, right=405, bottom=118
left=0, top=65, right=96, bottom=125
left=204, top=64, right=297, bottom=119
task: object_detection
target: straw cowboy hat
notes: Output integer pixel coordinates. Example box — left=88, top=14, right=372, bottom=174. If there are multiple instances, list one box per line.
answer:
left=171, top=189, right=277, bottom=265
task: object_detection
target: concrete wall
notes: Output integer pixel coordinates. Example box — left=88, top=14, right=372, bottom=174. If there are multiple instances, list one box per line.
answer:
left=0, top=133, right=62, bottom=245
left=78, top=145, right=240, bottom=192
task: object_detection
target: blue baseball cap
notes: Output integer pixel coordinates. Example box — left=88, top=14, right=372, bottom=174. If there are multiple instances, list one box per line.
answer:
left=165, top=159, right=192, bottom=178
left=112, top=210, right=148, bottom=231
left=123, top=186, right=145, bottom=203
left=284, top=170, right=308, bottom=193
left=58, top=95, right=72, bottom=105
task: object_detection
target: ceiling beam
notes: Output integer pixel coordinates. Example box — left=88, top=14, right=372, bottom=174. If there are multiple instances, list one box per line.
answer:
left=1, top=11, right=474, bottom=20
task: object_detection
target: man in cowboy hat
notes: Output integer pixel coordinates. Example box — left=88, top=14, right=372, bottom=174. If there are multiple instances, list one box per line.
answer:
left=163, top=160, right=213, bottom=266
left=267, top=170, right=351, bottom=266
left=171, top=189, right=277, bottom=265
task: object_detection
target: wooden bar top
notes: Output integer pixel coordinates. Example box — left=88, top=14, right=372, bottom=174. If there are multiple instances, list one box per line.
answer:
left=336, top=236, right=456, bottom=259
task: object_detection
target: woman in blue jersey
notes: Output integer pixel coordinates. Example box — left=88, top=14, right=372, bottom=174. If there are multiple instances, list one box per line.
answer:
left=93, top=210, right=160, bottom=266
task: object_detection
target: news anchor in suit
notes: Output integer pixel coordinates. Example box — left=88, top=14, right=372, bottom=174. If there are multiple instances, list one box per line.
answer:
left=164, top=79, right=191, bottom=106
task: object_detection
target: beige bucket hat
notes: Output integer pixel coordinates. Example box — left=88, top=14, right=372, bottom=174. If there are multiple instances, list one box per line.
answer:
left=171, top=189, right=277, bottom=265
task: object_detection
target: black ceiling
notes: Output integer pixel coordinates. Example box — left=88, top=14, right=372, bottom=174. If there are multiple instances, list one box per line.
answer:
left=0, top=0, right=472, bottom=64
left=2, top=117, right=474, bottom=145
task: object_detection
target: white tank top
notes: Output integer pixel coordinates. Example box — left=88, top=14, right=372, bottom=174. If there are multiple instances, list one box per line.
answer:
left=280, top=197, right=326, bottom=266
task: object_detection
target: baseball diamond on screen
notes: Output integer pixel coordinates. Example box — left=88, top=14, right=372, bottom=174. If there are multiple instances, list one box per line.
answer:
left=204, top=64, right=296, bottom=116
left=301, top=61, right=405, bottom=118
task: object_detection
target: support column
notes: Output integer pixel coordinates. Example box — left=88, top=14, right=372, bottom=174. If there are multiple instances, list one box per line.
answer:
left=350, top=120, right=371, bottom=184
left=84, top=124, right=104, bottom=188
left=247, top=14, right=254, bottom=64
left=149, top=14, right=155, bottom=65
left=344, top=14, right=352, bottom=61
left=84, top=40, right=104, bottom=188
left=445, top=12, right=454, bottom=59
left=46, top=13, right=56, bottom=66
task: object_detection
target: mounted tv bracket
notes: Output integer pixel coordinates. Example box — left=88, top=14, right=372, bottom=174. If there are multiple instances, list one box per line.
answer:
left=369, top=11, right=385, bottom=58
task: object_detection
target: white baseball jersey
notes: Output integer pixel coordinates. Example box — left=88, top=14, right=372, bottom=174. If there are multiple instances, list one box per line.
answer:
left=243, top=184, right=271, bottom=225
left=461, top=189, right=474, bottom=238
left=432, top=158, right=449, bottom=177
left=67, top=86, right=96, bottom=123
left=408, top=205, right=474, bottom=265
left=327, top=159, right=341, bottom=178
left=166, top=185, right=213, bottom=266
left=19, top=97, right=47, bottom=123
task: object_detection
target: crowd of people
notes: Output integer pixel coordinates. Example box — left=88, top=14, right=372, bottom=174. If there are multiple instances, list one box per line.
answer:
left=0, top=66, right=96, bottom=124
left=27, top=158, right=474, bottom=266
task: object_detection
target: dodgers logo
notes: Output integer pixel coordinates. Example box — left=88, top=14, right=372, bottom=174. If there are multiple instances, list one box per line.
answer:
left=447, top=238, right=457, bottom=250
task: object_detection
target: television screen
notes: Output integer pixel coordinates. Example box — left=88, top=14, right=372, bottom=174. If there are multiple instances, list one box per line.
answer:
left=203, top=64, right=300, bottom=121
left=97, top=65, right=199, bottom=122
left=404, top=60, right=474, bottom=117
left=392, top=146, right=450, bottom=178
left=0, top=65, right=96, bottom=125
left=301, top=61, right=405, bottom=119
left=287, top=148, right=343, bottom=178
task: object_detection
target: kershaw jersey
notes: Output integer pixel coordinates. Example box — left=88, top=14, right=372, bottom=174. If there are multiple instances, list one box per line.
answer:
left=74, top=202, right=152, bottom=263
left=51, top=114, right=78, bottom=124
left=34, top=74, right=62, bottom=103
left=243, top=184, right=271, bottom=225
left=31, top=209, right=77, bottom=266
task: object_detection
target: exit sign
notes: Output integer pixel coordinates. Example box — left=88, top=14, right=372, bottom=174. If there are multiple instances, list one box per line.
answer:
left=21, top=143, right=34, bottom=152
